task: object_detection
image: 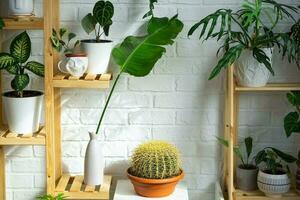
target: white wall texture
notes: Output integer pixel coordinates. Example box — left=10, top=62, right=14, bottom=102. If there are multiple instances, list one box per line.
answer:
left=1, top=0, right=300, bottom=199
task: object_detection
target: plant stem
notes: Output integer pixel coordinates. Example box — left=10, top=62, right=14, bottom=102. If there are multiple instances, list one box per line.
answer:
left=95, top=73, right=122, bottom=134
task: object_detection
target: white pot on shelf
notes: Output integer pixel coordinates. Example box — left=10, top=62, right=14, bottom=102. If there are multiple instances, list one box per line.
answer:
left=257, top=170, right=290, bottom=198
left=8, top=0, right=34, bottom=16
left=2, top=90, right=43, bottom=136
left=84, top=132, right=104, bottom=186
left=81, top=40, right=113, bottom=75
left=235, top=48, right=273, bottom=87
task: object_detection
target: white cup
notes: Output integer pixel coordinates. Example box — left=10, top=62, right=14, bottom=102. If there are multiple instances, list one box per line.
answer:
left=58, top=53, right=88, bottom=77
left=9, top=0, right=34, bottom=16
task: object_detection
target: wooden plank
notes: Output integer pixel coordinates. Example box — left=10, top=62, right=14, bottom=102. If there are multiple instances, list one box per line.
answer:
left=56, top=175, right=70, bottom=192
left=235, top=83, right=300, bottom=92
left=69, top=76, right=80, bottom=80
left=5, top=132, right=18, bottom=138
left=53, top=74, right=66, bottom=80
left=0, top=127, right=8, bottom=138
left=0, top=137, right=45, bottom=146
left=0, top=147, right=5, bottom=200
left=99, top=74, right=112, bottom=81
left=54, top=88, right=62, bottom=181
left=53, top=79, right=110, bottom=89
left=84, top=184, right=96, bottom=192
left=235, top=190, right=300, bottom=200
left=3, top=17, right=44, bottom=30
left=70, top=176, right=84, bottom=192
left=99, top=176, right=112, bottom=193
left=85, top=74, right=97, bottom=81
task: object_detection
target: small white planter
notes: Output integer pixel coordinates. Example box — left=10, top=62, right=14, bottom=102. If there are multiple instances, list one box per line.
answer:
left=84, top=132, right=104, bottom=186
left=235, top=48, right=273, bottom=87
left=9, top=0, right=34, bottom=16
left=81, top=40, right=113, bottom=75
left=3, top=91, right=43, bottom=135
left=257, top=170, right=290, bottom=198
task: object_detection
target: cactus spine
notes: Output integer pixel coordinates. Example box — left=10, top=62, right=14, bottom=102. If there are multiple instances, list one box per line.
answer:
left=130, top=141, right=181, bottom=179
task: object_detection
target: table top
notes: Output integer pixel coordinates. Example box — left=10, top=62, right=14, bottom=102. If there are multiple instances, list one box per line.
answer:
left=113, top=180, right=189, bottom=200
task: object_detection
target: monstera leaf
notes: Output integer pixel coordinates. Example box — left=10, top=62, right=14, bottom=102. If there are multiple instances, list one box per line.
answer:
left=112, top=15, right=183, bottom=77
left=10, top=31, right=31, bottom=63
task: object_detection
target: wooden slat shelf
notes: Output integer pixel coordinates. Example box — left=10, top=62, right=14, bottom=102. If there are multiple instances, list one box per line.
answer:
left=53, top=73, right=112, bottom=89
left=235, top=83, right=300, bottom=92
left=235, top=189, right=300, bottom=200
left=2, top=17, right=44, bottom=30
left=55, top=175, right=112, bottom=199
left=0, top=126, right=46, bottom=146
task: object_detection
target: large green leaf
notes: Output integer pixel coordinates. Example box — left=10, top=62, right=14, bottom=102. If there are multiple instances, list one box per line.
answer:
left=93, top=1, right=114, bottom=27
left=81, top=13, right=97, bottom=34
left=6, top=65, right=18, bottom=75
left=11, top=74, right=29, bottom=92
left=25, top=61, right=44, bottom=77
left=245, top=137, right=253, bottom=159
left=10, top=31, right=31, bottom=63
left=0, top=53, right=16, bottom=69
left=0, top=18, right=4, bottom=30
left=287, top=91, right=300, bottom=107
left=112, top=16, right=183, bottom=77
left=271, top=148, right=297, bottom=163
left=284, top=112, right=300, bottom=137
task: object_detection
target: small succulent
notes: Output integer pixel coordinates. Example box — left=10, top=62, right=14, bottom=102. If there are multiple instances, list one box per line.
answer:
left=51, top=28, right=80, bottom=54
left=129, top=141, right=182, bottom=179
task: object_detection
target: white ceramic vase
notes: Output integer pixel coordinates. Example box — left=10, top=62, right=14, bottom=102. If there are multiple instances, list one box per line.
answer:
left=58, top=53, right=88, bottom=77
left=84, top=132, right=104, bottom=186
left=81, top=40, right=113, bottom=75
left=9, top=0, right=34, bottom=16
left=235, top=48, right=273, bottom=87
left=257, top=170, right=290, bottom=198
left=2, top=90, right=43, bottom=135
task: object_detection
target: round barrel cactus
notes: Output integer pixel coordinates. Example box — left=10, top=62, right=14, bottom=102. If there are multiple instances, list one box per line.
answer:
left=130, top=141, right=182, bottom=179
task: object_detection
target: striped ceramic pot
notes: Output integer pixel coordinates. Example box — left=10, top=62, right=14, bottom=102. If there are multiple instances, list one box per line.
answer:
left=296, top=167, right=300, bottom=193
left=257, top=170, right=290, bottom=198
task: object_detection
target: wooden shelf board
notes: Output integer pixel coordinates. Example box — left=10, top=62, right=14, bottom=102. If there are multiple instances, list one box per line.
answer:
left=235, top=189, right=300, bottom=200
left=235, top=83, right=300, bottom=92
left=2, top=17, right=44, bottom=30
left=0, top=126, right=45, bottom=146
left=55, top=175, right=112, bottom=199
left=53, top=73, right=112, bottom=89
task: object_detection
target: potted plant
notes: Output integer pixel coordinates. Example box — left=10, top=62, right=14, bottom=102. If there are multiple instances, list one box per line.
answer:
left=127, top=141, right=184, bottom=197
left=188, top=0, right=298, bottom=87
left=284, top=91, right=300, bottom=138
left=255, top=147, right=297, bottom=198
left=83, top=10, right=183, bottom=186
left=9, top=0, right=34, bottom=16
left=217, top=137, right=258, bottom=191
left=50, top=28, right=87, bottom=77
left=0, top=31, right=44, bottom=135
left=37, top=193, right=67, bottom=200
left=81, top=0, right=114, bottom=74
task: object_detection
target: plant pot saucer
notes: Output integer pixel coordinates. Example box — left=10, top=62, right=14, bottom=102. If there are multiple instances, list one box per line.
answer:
left=127, top=168, right=184, bottom=198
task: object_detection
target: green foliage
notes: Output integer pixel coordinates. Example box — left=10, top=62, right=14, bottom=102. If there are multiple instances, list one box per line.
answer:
left=143, top=0, right=158, bottom=19
left=188, top=0, right=298, bottom=80
left=217, top=137, right=255, bottom=168
left=255, top=147, right=297, bottom=174
left=51, top=28, right=80, bottom=54
left=130, top=141, right=181, bottom=179
left=37, top=193, right=67, bottom=200
left=0, top=31, right=44, bottom=96
left=284, top=91, right=300, bottom=137
left=94, top=15, right=183, bottom=135
left=0, top=17, right=4, bottom=30
left=81, top=0, right=114, bottom=41
left=291, top=20, right=300, bottom=44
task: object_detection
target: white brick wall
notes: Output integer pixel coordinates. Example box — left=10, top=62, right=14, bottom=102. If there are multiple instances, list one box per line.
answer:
left=1, top=0, right=300, bottom=200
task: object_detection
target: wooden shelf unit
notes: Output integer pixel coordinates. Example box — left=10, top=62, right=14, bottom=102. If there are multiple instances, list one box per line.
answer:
left=0, top=1, right=112, bottom=200
left=223, top=65, right=300, bottom=200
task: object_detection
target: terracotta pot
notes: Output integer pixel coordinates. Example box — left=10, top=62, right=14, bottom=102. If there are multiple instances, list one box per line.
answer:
left=127, top=168, right=184, bottom=197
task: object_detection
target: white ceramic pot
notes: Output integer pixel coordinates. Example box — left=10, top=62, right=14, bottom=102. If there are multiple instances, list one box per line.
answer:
left=3, top=90, right=43, bottom=135
left=84, top=132, right=104, bottom=186
left=81, top=40, right=113, bottom=74
left=58, top=53, right=88, bottom=77
left=257, top=170, right=290, bottom=198
left=9, top=0, right=34, bottom=16
left=235, top=48, right=273, bottom=87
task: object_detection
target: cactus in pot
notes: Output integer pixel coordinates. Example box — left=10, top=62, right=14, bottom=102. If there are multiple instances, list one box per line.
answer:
left=127, top=141, right=184, bottom=197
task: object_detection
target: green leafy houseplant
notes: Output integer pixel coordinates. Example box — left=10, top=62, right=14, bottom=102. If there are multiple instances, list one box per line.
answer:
left=93, top=15, right=183, bottom=135
left=37, top=193, right=67, bottom=200
left=129, top=141, right=182, bottom=179
left=81, top=0, right=114, bottom=42
left=217, top=137, right=256, bottom=169
left=50, top=28, right=80, bottom=54
left=188, top=0, right=298, bottom=80
left=284, top=91, right=300, bottom=138
left=0, top=31, right=44, bottom=97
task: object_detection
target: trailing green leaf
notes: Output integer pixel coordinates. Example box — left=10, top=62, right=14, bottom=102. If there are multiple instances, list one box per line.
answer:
left=25, top=61, right=44, bottom=77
